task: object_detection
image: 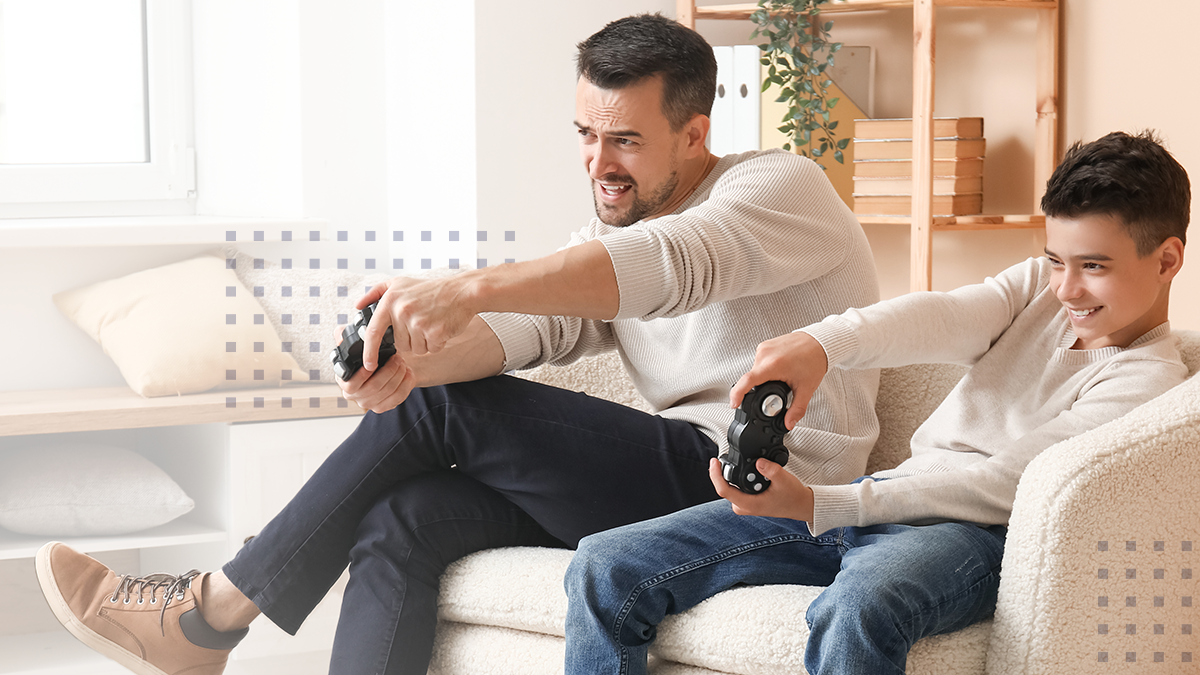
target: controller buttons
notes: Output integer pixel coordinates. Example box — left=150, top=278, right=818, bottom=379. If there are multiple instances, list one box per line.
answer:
left=752, top=482, right=764, bottom=492
left=762, top=394, right=784, bottom=418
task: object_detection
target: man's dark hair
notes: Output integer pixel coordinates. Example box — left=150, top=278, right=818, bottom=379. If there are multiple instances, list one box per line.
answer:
left=1041, top=130, right=1190, bottom=256
left=575, top=13, right=717, bottom=131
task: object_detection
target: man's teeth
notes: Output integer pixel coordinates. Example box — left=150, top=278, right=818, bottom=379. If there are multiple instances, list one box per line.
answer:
left=1070, top=308, right=1097, bottom=318
left=601, top=184, right=628, bottom=195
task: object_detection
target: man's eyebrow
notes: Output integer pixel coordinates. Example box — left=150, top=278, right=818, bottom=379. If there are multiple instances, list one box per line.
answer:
left=1044, top=248, right=1114, bottom=261
left=573, top=121, right=644, bottom=138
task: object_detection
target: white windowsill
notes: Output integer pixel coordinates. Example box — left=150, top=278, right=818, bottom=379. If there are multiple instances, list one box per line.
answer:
left=0, top=215, right=329, bottom=249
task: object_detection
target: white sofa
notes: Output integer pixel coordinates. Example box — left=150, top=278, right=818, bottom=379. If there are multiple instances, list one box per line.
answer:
left=429, top=331, right=1200, bottom=675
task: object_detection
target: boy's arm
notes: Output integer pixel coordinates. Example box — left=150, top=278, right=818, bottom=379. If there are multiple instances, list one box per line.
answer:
left=806, top=354, right=1185, bottom=535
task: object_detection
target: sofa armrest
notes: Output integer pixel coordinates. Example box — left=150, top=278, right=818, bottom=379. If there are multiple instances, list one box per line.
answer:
left=986, top=373, right=1200, bottom=674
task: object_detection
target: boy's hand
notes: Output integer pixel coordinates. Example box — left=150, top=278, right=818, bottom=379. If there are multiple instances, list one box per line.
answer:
left=709, top=458, right=814, bottom=523
left=730, top=331, right=828, bottom=430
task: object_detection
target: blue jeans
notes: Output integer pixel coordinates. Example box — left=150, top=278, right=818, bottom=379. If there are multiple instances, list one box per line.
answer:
left=221, top=375, right=720, bottom=675
left=564, top=498, right=1006, bottom=675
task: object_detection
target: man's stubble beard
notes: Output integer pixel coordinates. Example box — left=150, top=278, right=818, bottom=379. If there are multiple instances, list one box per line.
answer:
left=592, top=170, right=681, bottom=228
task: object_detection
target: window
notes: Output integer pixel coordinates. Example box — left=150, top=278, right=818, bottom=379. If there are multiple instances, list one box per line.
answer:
left=0, top=0, right=193, bottom=217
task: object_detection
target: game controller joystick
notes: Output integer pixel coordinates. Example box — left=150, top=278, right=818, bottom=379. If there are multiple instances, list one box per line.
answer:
left=329, top=302, right=396, bottom=381
left=721, top=380, right=791, bottom=493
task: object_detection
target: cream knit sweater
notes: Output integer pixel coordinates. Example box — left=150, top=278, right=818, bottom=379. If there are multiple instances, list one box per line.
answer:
left=803, top=256, right=1188, bottom=535
left=482, top=149, right=881, bottom=487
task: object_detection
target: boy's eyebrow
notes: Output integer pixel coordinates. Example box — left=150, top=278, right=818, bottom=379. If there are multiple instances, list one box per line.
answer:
left=1044, top=247, right=1115, bottom=261
left=573, top=121, right=644, bottom=138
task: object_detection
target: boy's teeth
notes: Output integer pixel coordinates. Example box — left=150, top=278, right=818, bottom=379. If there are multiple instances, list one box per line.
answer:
left=1070, top=308, right=1096, bottom=318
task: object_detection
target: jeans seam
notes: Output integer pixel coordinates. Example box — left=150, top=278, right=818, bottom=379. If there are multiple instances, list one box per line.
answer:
left=610, top=531, right=839, bottom=653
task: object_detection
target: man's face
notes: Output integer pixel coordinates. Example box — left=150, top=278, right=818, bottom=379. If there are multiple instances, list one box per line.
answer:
left=575, top=75, right=686, bottom=227
left=1044, top=214, right=1177, bottom=350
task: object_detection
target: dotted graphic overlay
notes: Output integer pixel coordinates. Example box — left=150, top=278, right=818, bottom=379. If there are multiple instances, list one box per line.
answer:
left=220, top=227, right=522, bottom=410
left=1087, top=538, right=1196, bottom=667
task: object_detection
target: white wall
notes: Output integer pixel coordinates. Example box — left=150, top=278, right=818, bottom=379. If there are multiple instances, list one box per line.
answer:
left=473, top=1, right=677, bottom=264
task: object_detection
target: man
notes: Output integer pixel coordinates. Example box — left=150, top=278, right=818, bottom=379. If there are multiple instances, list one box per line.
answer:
left=36, top=13, right=880, bottom=675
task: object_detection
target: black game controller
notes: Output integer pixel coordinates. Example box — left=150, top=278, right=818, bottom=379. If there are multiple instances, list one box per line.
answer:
left=721, top=380, right=791, bottom=493
left=329, top=302, right=396, bottom=381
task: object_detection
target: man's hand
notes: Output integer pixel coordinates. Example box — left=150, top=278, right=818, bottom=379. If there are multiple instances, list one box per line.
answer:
left=332, top=323, right=419, bottom=414
left=709, top=458, right=814, bottom=523
left=729, top=331, right=829, bottom=430
left=356, top=274, right=479, bottom=367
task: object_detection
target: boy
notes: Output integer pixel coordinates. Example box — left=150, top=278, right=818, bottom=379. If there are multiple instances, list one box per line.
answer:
left=563, top=130, right=1190, bottom=675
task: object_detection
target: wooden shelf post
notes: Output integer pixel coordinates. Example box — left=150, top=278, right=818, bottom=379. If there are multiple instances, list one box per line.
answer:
left=911, top=0, right=936, bottom=292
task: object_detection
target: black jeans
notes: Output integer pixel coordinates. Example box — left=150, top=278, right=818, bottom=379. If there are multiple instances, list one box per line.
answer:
left=222, top=374, right=720, bottom=675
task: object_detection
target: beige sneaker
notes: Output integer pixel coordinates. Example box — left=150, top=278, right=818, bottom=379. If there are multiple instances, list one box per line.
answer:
left=35, top=542, right=248, bottom=675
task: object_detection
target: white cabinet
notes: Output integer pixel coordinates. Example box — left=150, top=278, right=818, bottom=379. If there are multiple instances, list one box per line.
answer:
left=0, top=388, right=363, bottom=675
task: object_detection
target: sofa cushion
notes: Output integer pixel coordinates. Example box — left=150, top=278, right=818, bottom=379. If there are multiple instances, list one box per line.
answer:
left=437, top=546, right=991, bottom=675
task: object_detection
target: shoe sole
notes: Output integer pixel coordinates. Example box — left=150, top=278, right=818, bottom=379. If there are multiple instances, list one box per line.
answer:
left=36, top=542, right=170, bottom=675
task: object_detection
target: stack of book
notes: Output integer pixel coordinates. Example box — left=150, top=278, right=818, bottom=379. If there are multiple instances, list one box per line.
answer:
left=851, top=117, right=984, bottom=217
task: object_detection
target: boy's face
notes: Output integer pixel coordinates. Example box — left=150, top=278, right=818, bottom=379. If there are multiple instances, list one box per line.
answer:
left=1044, top=214, right=1182, bottom=350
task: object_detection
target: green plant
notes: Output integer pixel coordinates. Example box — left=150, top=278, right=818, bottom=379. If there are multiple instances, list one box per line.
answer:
left=750, top=0, right=849, bottom=168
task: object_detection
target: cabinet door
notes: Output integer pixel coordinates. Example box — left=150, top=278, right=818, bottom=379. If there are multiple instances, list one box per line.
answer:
left=227, top=416, right=363, bottom=661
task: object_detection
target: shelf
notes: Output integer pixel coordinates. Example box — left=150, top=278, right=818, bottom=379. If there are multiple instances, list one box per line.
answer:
left=690, top=0, right=1057, bottom=21
left=0, top=630, right=331, bottom=675
left=0, top=215, right=329, bottom=249
left=857, top=213, right=1046, bottom=231
left=0, top=518, right=226, bottom=561
left=682, top=0, right=1058, bottom=291
left=0, top=384, right=364, bottom=437
left=0, top=631, right=129, bottom=675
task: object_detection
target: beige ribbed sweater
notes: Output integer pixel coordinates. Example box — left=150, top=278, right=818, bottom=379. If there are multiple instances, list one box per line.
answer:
left=482, top=149, right=881, bottom=487
left=803, top=256, right=1188, bottom=535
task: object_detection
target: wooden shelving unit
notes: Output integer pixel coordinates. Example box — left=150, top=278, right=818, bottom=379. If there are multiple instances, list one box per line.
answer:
left=679, top=0, right=1059, bottom=291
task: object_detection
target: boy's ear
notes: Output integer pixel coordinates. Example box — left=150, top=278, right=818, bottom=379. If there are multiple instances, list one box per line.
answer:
left=1157, top=236, right=1185, bottom=281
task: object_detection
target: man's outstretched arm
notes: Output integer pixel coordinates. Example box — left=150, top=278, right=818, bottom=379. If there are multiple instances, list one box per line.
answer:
left=357, top=238, right=619, bottom=367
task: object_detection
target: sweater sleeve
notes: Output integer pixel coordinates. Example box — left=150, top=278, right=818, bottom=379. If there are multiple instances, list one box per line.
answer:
left=599, top=151, right=860, bottom=321
left=478, top=229, right=618, bottom=371
left=807, top=351, right=1187, bottom=535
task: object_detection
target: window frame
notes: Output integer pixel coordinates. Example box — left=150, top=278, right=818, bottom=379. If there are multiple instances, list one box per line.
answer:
left=0, top=0, right=194, bottom=218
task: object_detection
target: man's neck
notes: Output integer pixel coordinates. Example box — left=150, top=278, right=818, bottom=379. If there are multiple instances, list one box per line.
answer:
left=650, top=151, right=720, bottom=220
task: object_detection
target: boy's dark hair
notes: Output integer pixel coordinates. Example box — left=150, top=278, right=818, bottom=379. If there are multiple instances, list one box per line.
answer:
left=575, top=13, right=717, bottom=131
left=1041, top=130, right=1190, bottom=256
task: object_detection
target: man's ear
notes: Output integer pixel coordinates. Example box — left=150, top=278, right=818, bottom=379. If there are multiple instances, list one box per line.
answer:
left=1157, top=236, right=1185, bottom=281
left=683, top=113, right=711, bottom=156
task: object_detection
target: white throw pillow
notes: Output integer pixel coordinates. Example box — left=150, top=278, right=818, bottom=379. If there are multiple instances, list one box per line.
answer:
left=53, top=251, right=304, bottom=397
left=0, top=444, right=194, bottom=536
left=229, top=248, right=389, bottom=383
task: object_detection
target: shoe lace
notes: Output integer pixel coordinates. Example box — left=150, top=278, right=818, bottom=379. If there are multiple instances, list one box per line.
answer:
left=109, top=570, right=202, bottom=636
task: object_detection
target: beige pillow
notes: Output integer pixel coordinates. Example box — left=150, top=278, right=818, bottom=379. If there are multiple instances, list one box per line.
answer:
left=54, top=251, right=303, bottom=397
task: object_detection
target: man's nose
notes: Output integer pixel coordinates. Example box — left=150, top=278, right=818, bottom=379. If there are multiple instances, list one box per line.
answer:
left=587, top=142, right=617, bottom=180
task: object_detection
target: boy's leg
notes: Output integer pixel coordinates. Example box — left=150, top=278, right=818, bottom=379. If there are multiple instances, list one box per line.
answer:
left=224, top=374, right=720, bottom=633
left=564, top=500, right=844, bottom=675
left=804, top=522, right=1007, bottom=675
left=330, top=470, right=565, bottom=675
